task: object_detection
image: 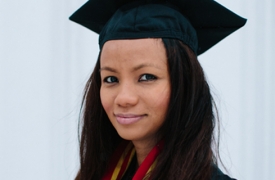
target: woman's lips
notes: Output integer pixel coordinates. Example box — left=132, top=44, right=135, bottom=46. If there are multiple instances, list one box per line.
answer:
left=115, top=114, right=146, bottom=125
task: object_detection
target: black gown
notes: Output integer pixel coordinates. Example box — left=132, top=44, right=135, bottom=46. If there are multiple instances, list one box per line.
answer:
left=122, top=155, right=236, bottom=180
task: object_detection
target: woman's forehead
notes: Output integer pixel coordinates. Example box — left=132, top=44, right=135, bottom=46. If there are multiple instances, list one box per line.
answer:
left=100, top=38, right=167, bottom=68
left=101, top=38, right=163, bottom=51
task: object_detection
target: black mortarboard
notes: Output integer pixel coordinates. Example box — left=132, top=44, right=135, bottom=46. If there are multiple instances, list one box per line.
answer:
left=69, top=0, right=246, bottom=55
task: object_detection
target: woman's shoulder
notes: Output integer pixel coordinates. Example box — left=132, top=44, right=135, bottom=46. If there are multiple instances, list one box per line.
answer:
left=211, top=165, right=237, bottom=180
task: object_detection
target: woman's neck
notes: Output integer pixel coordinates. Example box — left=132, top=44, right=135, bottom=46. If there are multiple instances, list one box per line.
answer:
left=132, top=139, right=158, bottom=165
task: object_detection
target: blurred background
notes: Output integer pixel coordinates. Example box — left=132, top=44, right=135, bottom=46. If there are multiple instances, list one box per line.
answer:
left=0, top=0, right=274, bottom=179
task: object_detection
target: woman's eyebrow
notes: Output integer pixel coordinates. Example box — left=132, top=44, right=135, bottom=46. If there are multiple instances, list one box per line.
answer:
left=100, top=63, right=163, bottom=72
left=99, top=66, right=117, bottom=73
left=133, top=63, right=163, bottom=71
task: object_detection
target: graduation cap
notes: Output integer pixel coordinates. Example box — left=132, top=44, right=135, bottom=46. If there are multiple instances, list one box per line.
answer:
left=69, top=0, right=246, bottom=55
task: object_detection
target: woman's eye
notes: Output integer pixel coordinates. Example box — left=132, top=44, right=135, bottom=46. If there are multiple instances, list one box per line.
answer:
left=104, top=76, right=118, bottom=83
left=139, top=74, right=157, bottom=81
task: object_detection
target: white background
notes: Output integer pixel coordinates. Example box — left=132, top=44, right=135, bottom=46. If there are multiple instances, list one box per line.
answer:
left=0, top=0, right=274, bottom=179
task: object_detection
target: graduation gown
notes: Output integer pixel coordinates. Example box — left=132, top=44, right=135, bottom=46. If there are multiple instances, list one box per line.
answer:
left=122, top=155, right=236, bottom=180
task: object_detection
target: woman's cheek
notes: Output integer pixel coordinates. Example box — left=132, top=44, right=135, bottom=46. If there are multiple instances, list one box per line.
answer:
left=100, top=89, right=111, bottom=113
left=151, top=86, right=170, bottom=107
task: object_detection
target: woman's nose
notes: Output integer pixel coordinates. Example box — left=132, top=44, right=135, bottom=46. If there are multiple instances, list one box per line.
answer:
left=114, top=82, right=138, bottom=107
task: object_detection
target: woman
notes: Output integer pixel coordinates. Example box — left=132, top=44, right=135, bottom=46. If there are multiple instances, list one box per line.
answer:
left=70, top=0, right=246, bottom=179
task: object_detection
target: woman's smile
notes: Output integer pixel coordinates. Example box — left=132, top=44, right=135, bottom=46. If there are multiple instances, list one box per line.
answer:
left=114, top=113, right=147, bottom=125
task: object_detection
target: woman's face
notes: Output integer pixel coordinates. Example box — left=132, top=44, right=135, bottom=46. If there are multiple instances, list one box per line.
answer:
left=100, top=38, right=170, bottom=145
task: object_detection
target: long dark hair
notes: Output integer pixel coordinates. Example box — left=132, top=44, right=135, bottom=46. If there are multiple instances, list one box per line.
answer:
left=75, top=38, right=217, bottom=180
